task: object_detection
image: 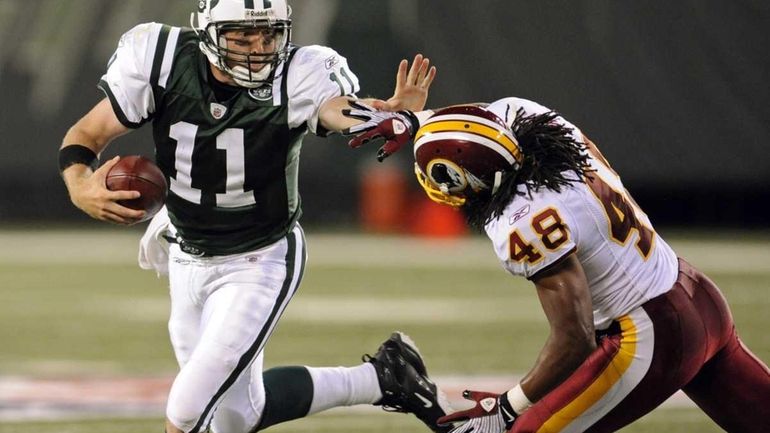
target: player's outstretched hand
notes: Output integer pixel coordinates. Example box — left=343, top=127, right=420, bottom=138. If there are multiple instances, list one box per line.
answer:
left=438, top=390, right=517, bottom=433
left=342, top=100, right=419, bottom=162
left=382, top=54, right=437, bottom=112
left=68, top=156, right=146, bottom=225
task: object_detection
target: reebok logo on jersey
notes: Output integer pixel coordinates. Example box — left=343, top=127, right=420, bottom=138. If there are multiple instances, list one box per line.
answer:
left=325, top=55, right=340, bottom=70
left=414, top=393, right=433, bottom=408
left=509, top=204, right=530, bottom=224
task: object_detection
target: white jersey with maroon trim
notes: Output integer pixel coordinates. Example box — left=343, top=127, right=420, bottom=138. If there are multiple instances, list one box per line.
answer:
left=484, top=97, right=679, bottom=329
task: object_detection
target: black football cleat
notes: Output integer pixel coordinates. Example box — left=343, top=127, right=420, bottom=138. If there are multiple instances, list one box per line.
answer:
left=364, top=332, right=453, bottom=433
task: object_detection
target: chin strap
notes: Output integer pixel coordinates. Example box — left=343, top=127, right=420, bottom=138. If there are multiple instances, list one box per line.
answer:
left=199, top=42, right=274, bottom=89
left=231, top=64, right=273, bottom=87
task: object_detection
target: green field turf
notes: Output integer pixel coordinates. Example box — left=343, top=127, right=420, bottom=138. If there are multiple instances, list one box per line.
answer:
left=0, top=229, right=767, bottom=432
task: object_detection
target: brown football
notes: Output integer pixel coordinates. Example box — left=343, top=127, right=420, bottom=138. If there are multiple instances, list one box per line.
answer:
left=105, top=155, right=168, bottom=222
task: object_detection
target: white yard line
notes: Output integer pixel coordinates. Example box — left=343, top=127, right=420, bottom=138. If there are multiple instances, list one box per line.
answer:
left=281, top=297, right=547, bottom=323
left=92, top=296, right=548, bottom=324
left=0, top=230, right=767, bottom=273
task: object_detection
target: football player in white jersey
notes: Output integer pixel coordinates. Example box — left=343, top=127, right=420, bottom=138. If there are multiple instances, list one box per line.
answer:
left=344, top=97, right=770, bottom=432
left=57, top=1, right=452, bottom=433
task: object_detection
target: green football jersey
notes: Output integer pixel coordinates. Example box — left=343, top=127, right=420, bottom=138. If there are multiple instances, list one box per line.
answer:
left=99, top=23, right=360, bottom=255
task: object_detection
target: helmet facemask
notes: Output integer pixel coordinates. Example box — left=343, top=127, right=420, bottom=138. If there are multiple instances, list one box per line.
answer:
left=193, top=0, right=292, bottom=88
left=414, top=161, right=506, bottom=208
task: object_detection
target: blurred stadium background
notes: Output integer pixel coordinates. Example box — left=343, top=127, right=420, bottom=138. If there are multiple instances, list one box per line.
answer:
left=0, top=0, right=768, bottom=227
left=0, top=1, right=768, bottom=432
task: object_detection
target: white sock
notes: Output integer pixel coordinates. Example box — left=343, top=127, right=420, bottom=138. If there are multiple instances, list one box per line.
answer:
left=305, top=363, right=382, bottom=414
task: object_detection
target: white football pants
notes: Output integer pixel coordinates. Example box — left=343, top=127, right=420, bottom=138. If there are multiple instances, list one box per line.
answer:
left=165, top=225, right=306, bottom=433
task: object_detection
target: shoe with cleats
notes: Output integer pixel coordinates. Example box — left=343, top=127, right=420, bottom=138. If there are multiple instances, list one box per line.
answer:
left=364, top=331, right=453, bottom=433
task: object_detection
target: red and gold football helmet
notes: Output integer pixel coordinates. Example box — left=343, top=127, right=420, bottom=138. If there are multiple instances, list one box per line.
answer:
left=413, top=105, right=523, bottom=207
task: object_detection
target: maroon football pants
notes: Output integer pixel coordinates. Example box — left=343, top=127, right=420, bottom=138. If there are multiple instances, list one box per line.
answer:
left=511, top=259, right=770, bottom=433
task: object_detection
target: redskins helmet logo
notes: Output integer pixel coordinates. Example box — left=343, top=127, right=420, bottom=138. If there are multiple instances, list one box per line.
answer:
left=426, top=158, right=490, bottom=193
left=426, top=159, right=467, bottom=193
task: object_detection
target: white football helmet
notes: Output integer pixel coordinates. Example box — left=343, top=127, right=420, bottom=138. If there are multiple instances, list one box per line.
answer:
left=192, top=0, right=292, bottom=88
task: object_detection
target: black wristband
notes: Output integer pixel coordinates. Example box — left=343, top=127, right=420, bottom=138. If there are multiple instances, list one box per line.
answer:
left=59, top=145, right=99, bottom=172
left=398, top=110, right=421, bottom=136
left=498, top=392, right=518, bottom=428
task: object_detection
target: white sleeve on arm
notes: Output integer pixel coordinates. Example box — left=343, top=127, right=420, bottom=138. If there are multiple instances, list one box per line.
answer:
left=286, top=45, right=361, bottom=134
left=98, top=22, right=166, bottom=128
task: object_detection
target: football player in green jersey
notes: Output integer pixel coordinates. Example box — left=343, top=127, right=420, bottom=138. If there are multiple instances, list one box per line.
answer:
left=57, top=1, right=447, bottom=433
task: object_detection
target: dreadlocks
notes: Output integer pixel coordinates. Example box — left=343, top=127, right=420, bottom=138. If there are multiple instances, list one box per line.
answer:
left=464, top=109, right=594, bottom=230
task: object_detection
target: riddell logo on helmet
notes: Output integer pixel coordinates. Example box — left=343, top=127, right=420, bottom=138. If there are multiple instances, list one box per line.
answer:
left=245, top=9, right=270, bottom=18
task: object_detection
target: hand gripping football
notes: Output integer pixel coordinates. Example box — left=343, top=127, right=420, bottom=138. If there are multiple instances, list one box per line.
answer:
left=105, top=155, right=168, bottom=222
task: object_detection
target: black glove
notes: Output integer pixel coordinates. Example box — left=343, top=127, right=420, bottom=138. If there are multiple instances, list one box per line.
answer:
left=342, top=100, right=419, bottom=162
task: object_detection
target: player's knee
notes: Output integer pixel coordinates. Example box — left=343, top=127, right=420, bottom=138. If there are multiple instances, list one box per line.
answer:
left=164, top=418, right=187, bottom=433
left=166, top=397, right=207, bottom=433
left=211, top=405, right=258, bottom=433
left=166, top=348, right=251, bottom=431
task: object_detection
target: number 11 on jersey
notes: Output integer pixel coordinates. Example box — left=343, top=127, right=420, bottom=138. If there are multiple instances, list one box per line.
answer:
left=169, top=121, right=256, bottom=208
